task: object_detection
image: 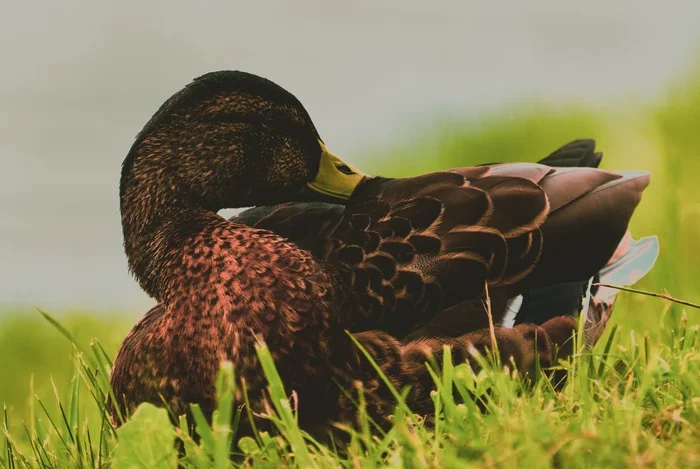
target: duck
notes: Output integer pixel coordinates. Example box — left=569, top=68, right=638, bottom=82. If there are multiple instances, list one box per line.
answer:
left=110, top=70, right=656, bottom=432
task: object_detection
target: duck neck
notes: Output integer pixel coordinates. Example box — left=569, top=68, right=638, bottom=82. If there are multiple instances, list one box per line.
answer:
left=120, top=172, right=230, bottom=302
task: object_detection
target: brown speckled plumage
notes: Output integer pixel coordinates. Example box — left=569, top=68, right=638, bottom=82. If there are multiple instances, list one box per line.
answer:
left=111, top=71, right=652, bottom=433
left=112, top=215, right=356, bottom=429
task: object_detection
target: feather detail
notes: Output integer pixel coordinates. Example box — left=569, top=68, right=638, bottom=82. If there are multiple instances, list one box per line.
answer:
left=230, top=139, right=655, bottom=344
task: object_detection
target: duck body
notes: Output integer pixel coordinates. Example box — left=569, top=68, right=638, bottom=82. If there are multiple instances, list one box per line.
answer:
left=232, top=140, right=656, bottom=343
left=110, top=71, right=655, bottom=431
left=111, top=215, right=355, bottom=424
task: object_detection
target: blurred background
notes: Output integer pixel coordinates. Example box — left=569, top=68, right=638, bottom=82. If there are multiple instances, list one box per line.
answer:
left=1, top=0, right=699, bottom=420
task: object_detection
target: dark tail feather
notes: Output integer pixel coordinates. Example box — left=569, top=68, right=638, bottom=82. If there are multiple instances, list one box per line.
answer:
left=522, top=140, right=651, bottom=288
left=506, top=138, right=607, bottom=326
left=528, top=170, right=650, bottom=288
left=537, top=139, right=602, bottom=168
left=513, top=139, right=655, bottom=344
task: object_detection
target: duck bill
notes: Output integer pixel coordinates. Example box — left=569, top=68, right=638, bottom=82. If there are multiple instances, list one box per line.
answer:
left=306, top=141, right=368, bottom=200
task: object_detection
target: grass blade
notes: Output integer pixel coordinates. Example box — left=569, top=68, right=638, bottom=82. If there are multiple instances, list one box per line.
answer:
left=254, top=340, right=314, bottom=468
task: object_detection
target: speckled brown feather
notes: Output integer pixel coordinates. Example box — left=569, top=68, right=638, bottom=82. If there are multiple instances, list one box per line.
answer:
left=112, top=214, right=359, bottom=428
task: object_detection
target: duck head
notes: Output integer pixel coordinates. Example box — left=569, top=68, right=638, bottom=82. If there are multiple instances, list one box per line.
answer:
left=121, top=70, right=366, bottom=208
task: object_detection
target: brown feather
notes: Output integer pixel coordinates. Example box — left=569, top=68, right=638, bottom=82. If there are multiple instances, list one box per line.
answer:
left=527, top=171, right=650, bottom=287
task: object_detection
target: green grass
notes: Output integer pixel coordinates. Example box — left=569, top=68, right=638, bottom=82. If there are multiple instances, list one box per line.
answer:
left=2, top=62, right=700, bottom=468
left=0, top=310, right=697, bottom=468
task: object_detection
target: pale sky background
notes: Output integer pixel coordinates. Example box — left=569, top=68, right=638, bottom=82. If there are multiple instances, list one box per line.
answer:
left=1, top=0, right=699, bottom=312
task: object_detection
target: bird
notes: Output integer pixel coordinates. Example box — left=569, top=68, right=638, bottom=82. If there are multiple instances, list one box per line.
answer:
left=110, top=70, right=655, bottom=433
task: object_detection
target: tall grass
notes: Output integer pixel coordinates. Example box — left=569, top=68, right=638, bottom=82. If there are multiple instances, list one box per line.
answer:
left=1, top=310, right=697, bottom=467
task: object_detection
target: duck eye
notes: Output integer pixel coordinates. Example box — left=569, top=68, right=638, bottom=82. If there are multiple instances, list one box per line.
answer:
left=335, top=163, right=355, bottom=175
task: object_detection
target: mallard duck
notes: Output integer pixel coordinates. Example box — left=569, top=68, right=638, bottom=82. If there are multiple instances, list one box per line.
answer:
left=111, top=71, right=656, bottom=431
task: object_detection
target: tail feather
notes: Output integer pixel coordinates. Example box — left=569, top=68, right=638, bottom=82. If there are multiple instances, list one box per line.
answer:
left=527, top=170, right=650, bottom=288
left=537, top=138, right=602, bottom=168
left=511, top=140, right=658, bottom=346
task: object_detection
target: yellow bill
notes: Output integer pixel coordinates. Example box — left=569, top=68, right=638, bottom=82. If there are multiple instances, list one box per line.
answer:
left=307, top=141, right=368, bottom=200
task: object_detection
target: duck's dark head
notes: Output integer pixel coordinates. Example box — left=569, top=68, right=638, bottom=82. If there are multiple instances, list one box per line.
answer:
left=120, top=70, right=365, bottom=212
left=120, top=70, right=366, bottom=298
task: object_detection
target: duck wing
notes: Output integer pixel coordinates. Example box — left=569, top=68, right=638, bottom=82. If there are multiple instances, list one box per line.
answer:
left=232, top=140, right=653, bottom=342
left=510, top=138, right=609, bottom=327
left=232, top=169, right=548, bottom=337
left=331, top=146, right=649, bottom=338
left=525, top=168, right=650, bottom=287
left=323, top=165, right=552, bottom=337
left=230, top=138, right=604, bottom=244
left=511, top=141, right=657, bottom=345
